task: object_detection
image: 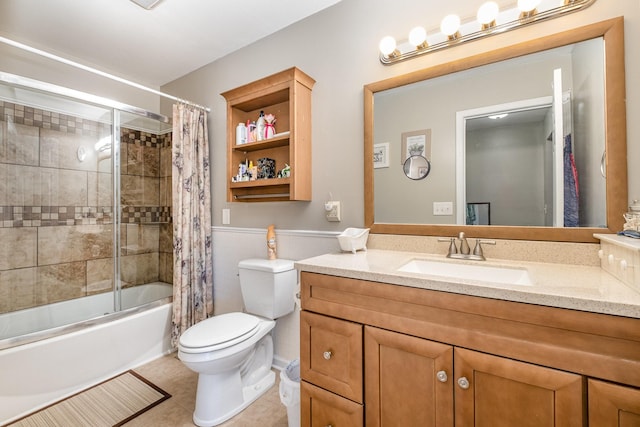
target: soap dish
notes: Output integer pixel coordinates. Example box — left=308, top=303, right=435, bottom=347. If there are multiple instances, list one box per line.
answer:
left=337, top=228, right=370, bottom=254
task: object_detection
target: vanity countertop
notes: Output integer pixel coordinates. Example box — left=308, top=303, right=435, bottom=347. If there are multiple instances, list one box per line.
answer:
left=295, top=249, right=640, bottom=319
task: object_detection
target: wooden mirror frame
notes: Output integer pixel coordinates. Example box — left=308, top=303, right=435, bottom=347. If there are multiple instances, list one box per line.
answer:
left=364, top=18, right=627, bottom=243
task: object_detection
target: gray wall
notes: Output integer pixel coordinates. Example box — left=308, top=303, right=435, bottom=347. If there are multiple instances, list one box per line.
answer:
left=162, top=0, right=640, bottom=231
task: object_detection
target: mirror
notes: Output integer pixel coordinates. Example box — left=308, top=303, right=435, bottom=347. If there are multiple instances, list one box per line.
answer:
left=404, top=155, right=431, bottom=180
left=364, top=18, right=627, bottom=242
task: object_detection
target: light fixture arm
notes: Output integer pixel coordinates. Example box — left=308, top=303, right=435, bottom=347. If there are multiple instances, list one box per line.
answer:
left=379, top=0, right=597, bottom=65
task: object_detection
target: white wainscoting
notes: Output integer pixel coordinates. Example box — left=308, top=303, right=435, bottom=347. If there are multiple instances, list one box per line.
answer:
left=212, top=226, right=340, bottom=367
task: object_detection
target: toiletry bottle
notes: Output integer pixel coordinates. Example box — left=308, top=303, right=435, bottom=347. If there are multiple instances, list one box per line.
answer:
left=267, top=224, right=277, bottom=260
left=256, top=110, right=266, bottom=141
left=249, top=161, right=256, bottom=181
left=236, top=123, right=246, bottom=145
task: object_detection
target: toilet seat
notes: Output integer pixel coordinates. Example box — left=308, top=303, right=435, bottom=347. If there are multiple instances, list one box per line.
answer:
left=179, top=312, right=261, bottom=354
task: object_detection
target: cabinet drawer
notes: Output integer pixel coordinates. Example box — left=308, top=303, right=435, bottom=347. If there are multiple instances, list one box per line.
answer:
left=301, top=381, right=363, bottom=427
left=301, top=311, right=363, bottom=402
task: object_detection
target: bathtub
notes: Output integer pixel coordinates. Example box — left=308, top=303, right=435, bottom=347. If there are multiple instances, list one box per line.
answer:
left=0, top=282, right=174, bottom=424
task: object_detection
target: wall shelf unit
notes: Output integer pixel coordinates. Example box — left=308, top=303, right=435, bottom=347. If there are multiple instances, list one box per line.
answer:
left=222, top=67, right=315, bottom=202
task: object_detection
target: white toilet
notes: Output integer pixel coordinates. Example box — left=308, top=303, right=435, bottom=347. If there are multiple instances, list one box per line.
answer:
left=178, top=258, right=297, bottom=427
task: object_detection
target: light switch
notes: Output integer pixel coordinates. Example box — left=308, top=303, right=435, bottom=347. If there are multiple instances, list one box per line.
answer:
left=222, top=208, right=230, bottom=225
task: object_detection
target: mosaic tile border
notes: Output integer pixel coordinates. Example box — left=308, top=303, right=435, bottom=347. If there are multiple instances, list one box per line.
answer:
left=121, top=128, right=172, bottom=149
left=0, top=101, right=111, bottom=138
left=0, top=206, right=171, bottom=227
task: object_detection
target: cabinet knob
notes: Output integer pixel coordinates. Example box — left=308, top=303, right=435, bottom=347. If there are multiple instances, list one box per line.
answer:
left=323, top=350, right=333, bottom=360
left=436, top=370, right=448, bottom=383
left=457, top=377, right=470, bottom=390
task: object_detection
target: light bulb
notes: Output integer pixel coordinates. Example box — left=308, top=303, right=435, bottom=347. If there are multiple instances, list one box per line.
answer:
left=440, top=14, right=461, bottom=39
left=379, top=36, right=398, bottom=57
left=518, top=0, right=540, bottom=13
left=477, top=2, right=499, bottom=28
left=408, top=26, right=428, bottom=49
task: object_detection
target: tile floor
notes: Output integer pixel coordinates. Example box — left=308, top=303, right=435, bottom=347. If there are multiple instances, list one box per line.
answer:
left=127, top=352, right=290, bottom=427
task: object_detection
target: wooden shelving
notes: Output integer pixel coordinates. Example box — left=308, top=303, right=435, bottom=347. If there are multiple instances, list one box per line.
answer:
left=222, top=67, right=314, bottom=202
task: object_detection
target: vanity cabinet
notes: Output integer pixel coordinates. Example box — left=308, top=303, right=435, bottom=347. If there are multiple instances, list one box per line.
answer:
left=588, top=379, right=640, bottom=425
left=221, top=67, right=314, bottom=202
left=300, top=271, right=640, bottom=426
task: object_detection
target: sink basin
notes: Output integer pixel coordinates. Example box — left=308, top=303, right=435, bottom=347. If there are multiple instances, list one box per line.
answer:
left=398, top=259, right=533, bottom=285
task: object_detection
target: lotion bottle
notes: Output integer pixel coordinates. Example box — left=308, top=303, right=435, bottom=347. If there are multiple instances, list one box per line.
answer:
left=267, top=224, right=277, bottom=260
left=256, top=110, right=266, bottom=141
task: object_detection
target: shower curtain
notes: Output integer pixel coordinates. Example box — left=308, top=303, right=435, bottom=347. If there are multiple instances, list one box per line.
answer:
left=171, top=103, right=213, bottom=347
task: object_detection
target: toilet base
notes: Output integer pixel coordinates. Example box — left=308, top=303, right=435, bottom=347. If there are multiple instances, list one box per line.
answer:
left=193, top=370, right=275, bottom=427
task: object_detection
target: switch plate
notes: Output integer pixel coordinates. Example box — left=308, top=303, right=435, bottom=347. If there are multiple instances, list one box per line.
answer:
left=433, top=202, right=453, bottom=216
left=222, top=208, right=230, bottom=225
left=325, top=201, right=341, bottom=222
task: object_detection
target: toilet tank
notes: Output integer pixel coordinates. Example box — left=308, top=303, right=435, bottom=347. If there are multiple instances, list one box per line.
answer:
left=238, top=258, right=297, bottom=320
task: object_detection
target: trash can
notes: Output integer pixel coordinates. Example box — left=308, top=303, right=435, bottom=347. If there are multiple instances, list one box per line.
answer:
left=279, top=358, right=300, bottom=427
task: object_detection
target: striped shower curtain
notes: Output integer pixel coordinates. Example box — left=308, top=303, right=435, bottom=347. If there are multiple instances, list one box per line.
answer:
left=171, top=103, right=213, bottom=348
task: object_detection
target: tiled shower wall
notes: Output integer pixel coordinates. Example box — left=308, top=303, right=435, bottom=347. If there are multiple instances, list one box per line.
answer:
left=0, top=101, right=172, bottom=315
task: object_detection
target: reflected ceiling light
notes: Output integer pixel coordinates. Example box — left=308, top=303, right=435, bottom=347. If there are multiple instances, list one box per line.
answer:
left=488, top=113, right=508, bottom=119
left=409, top=26, right=429, bottom=50
left=378, top=0, right=597, bottom=65
left=130, top=0, right=163, bottom=9
left=477, top=2, right=499, bottom=29
left=441, top=14, right=462, bottom=40
left=518, top=0, right=541, bottom=18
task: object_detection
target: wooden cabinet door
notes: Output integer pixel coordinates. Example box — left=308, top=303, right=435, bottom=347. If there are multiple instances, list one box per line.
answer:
left=364, top=326, right=454, bottom=427
left=301, top=311, right=363, bottom=402
left=301, top=381, right=363, bottom=427
left=589, top=379, right=640, bottom=426
left=454, top=348, right=584, bottom=427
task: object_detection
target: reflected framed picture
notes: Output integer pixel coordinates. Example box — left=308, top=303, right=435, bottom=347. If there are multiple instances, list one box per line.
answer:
left=373, top=142, right=390, bottom=168
left=401, top=129, right=432, bottom=164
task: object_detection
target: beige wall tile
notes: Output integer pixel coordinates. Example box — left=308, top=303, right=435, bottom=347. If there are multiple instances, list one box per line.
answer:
left=39, top=167, right=88, bottom=206
left=159, top=176, right=171, bottom=208
left=38, top=224, right=113, bottom=265
left=158, top=252, right=173, bottom=284
left=1, top=121, right=39, bottom=166
left=121, top=175, right=160, bottom=206
left=160, top=145, right=172, bottom=178
left=159, top=223, right=173, bottom=254
left=126, top=144, right=159, bottom=177
left=88, top=171, right=113, bottom=206
left=0, top=228, right=37, bottom=270
left=40, top=128, right=100, bottom=172
left=123, top=223, right=160, bottom=254
left=86, top=257, right=113, bottom=295
left=0, top=164, right=40, bottom=206
left=0, top=267, right=37, bottom=313
left=121, top=252, right=159, bottom=285
left=37, top=261, right=86, bottom=305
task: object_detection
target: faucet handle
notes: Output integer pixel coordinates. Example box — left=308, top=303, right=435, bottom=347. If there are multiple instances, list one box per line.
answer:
left=473, top=239, right=496, bottom=258
left=438, top=237, right=458, bottom=255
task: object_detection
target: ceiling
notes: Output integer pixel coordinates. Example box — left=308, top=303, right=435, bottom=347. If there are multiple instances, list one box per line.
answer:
left=0, top=0, right=342, bottom=87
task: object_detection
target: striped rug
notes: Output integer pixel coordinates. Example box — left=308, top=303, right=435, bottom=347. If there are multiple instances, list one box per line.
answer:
left=5, top=370, right=171, bottom=427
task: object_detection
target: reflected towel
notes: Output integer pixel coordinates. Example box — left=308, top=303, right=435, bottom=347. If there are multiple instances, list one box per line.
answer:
left=564, top=134, right=579, bottom=227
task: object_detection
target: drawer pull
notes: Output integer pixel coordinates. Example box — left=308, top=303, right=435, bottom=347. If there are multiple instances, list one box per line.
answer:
left=457, top=376, right=470, bottom=390
left=323, top=350, right=333, bottom=360
left=436, top=370, right=448, bottom=383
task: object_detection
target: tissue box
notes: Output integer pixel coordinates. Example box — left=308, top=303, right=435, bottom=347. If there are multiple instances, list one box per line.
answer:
left=337, top=228, right=370, bottom=254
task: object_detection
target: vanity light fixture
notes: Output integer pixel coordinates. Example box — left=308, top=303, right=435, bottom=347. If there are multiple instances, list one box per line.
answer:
left=378, top=0, right=597, bottom=65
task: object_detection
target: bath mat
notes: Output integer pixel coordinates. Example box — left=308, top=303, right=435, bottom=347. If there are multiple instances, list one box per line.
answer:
left=4, top=370, right=170, bottom=427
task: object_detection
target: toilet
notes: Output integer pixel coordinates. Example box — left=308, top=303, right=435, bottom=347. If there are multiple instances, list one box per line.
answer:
left=178, top=258, right=297, bottom=427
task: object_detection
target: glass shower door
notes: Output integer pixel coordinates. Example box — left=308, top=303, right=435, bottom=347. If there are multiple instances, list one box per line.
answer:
left=0, top=79, right=117, bottom=338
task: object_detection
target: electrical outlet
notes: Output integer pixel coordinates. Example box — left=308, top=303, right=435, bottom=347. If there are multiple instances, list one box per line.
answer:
left=433, top=201, right=453, bottom=216
left=325, top=201, right=341, bottom=222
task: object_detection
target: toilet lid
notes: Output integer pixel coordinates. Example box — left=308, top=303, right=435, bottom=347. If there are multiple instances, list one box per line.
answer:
left=179, top=312, right=260, bottom=350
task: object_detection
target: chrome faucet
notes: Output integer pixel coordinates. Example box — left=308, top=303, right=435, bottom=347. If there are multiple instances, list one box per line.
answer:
left=438, top=232, right=495, bottom=261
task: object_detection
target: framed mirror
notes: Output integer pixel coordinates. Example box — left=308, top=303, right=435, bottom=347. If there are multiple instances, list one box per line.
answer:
left=364, top=18, right=627, bottom=243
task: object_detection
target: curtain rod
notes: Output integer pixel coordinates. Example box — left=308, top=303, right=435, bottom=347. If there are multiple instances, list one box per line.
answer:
left=0, top=35, right=210, bottom=112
